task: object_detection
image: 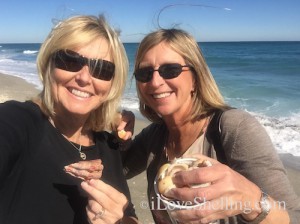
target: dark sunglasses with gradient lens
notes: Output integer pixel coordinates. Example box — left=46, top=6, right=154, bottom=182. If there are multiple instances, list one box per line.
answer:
left=53, top=50, right=115, bottom=81
left=134, top=63, right=193, bottom=83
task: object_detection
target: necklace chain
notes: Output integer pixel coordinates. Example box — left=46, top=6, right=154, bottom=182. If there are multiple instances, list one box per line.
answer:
left=66, top=139, right=87, bottom=160
left=49, top=117, right=87, bottom=160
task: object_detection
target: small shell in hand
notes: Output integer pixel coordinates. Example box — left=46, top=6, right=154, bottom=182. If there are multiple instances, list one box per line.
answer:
left=157, top=163, right=189, bottom=197
left=117, top=130, right=127, bottom=139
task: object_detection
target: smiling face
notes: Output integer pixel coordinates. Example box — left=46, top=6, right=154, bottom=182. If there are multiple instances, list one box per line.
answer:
left=51, top=38, right=113, bottom=118
left=137, top=42, right=195, bottom=119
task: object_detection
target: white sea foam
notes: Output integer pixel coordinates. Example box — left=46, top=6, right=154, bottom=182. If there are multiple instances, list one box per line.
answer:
left=23, top=50, right=38, bottom=54
left=121, top=95, right=140, bottom=117
left=120, top=100, right=300, bottom=157
left=250, top=111, right=300, bottom=156
left=0, top=58, right=42, bottom=89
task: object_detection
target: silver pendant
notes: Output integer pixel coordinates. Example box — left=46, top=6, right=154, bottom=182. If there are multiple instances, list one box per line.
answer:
left=80, top=152, right=86, bottom=160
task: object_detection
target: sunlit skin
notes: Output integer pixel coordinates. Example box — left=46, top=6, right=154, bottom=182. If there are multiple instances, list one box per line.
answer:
left=52, top=38, right=113, bottom=121
left=137, top=42, right=195, bottom=124
left=48, top=37, right=114, bottom=147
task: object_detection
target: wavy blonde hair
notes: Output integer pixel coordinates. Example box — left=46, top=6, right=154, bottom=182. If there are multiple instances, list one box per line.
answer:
left=134, top=29, right=229, bottom=123
left=35, top=14, right=128, bottom=131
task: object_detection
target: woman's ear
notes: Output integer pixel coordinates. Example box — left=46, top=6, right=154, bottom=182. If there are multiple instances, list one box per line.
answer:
left=191, top=79, right=196, bottom=96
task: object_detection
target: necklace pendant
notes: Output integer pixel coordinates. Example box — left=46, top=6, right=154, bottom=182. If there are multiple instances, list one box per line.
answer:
left=80, top=152, right=86, bottom=160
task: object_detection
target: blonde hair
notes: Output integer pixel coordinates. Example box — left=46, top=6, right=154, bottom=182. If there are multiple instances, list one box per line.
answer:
left=35, top=14, right=128, bottom=131
left=134, top=29, right=229, bottom=123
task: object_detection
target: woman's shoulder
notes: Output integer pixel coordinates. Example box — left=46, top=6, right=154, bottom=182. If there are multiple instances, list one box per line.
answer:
left=0, top=100, right=44, bottom=123
left=1, top=100, right=41, bottom=113
left=138, top=122, right=166, bottom=137
left=217, top=108, right=266, bottom=142
left=132, top=122, right=167, bottom=149
left=219, top=108, right=269, bottom=146
left=220, top=108, right=257, bottom=128
left=222, top=108, right=252, bottom=118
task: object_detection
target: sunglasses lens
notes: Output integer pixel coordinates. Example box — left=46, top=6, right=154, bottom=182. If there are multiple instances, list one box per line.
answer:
left=134, top=67, right=153, bottom=83
left=159, top=64, right=182, bottom=79
left=91, top=60, right=115, bottom=81
left=54, top=50, right=115, bottom=81
left=54, top=50, right=83, bottom=72
left=134, top=63, right=188, bottom=83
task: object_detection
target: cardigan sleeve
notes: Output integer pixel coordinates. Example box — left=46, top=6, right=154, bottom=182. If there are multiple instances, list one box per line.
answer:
left=121, top=125, right=153, bottom=179
left=122, top=122, right=166, bottom=179
left=220, top=109, right=300, bottom=222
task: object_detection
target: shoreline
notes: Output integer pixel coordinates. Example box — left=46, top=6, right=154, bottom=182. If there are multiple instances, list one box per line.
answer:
left=1, top=73, right=299, bottom=223
left=0, top=73, right=40, bottom=103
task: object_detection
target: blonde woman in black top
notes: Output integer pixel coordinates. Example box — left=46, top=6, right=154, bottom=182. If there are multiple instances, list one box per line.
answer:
left=0, top=15, right=138, bottom=224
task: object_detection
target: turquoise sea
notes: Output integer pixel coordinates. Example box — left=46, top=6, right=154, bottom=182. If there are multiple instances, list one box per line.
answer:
left=0, top=42, right=300, bottom=156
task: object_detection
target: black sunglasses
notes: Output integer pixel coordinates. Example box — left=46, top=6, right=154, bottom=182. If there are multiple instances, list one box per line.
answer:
left=53, top=49, right=115, bottom=81
left=134, top=63, right=193, bottom=83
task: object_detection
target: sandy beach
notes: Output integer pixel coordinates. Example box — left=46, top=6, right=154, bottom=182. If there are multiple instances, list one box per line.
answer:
left=0, top=73, right=40, bottom=103
left=1, top=72, right=299, bottom=223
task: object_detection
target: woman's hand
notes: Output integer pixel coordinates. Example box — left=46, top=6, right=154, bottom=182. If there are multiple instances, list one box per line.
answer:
left=64, top=159, right=103, bottom=180
left=81, top=179, right=128, bottom=224
left=114, top=110, right=135, bottom=141
left=164, top=155, right=263, bottom=223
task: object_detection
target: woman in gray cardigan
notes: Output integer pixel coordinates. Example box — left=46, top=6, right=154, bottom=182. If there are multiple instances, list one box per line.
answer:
left=69, top=28, right=300, bottom=223
left=120, top=28, right=300, bottom=223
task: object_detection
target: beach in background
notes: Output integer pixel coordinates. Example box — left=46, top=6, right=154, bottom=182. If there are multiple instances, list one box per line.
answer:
left=1, top=72, right=299, bottom=223
left=1, top=41, right=300, bottom=222
left=1, top=42, right=300, bottom=156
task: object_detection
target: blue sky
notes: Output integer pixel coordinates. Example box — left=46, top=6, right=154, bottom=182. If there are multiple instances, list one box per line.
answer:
left=1, top=0, right=299, bottom=43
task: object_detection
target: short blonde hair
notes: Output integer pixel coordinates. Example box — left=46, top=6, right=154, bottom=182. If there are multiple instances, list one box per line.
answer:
left=36, top=15, right=128, bottom=131
left=134, top=29, right=229, bottom=123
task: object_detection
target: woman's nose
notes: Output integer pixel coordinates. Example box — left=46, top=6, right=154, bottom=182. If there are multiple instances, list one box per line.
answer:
left=149, top=70, right=164, bottom=86
left=75, top=65, right=92, bottom=84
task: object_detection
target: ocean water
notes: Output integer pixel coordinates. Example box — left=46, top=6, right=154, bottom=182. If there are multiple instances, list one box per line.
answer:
left=0, top=42, right=299, bottom=156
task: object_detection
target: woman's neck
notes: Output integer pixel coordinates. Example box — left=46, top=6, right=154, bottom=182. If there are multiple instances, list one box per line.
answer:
left=165, top=117, right=208, bottom=160
left=49, top=114, right=93, bottom=146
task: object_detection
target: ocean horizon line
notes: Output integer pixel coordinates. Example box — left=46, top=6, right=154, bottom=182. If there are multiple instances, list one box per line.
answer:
left=1, top=40, right=300, bottom=45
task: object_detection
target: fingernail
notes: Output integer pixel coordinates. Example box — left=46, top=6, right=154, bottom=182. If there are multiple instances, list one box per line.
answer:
left=164, top=188, right=175, bottom=198
left=171, top=174, right=178, bottom=184
left=64, top=167, right=71, bottom=172
left=81, top=181, right=88, bottom=187
left=88, top=179, right=95, bottom=185
left=70, top=163, right=78, bottom=167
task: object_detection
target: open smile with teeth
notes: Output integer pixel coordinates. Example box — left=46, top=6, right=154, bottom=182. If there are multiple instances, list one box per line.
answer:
left=152, top=92, right=172, bottom=99
left=70, top=88, right=91, bottom=98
